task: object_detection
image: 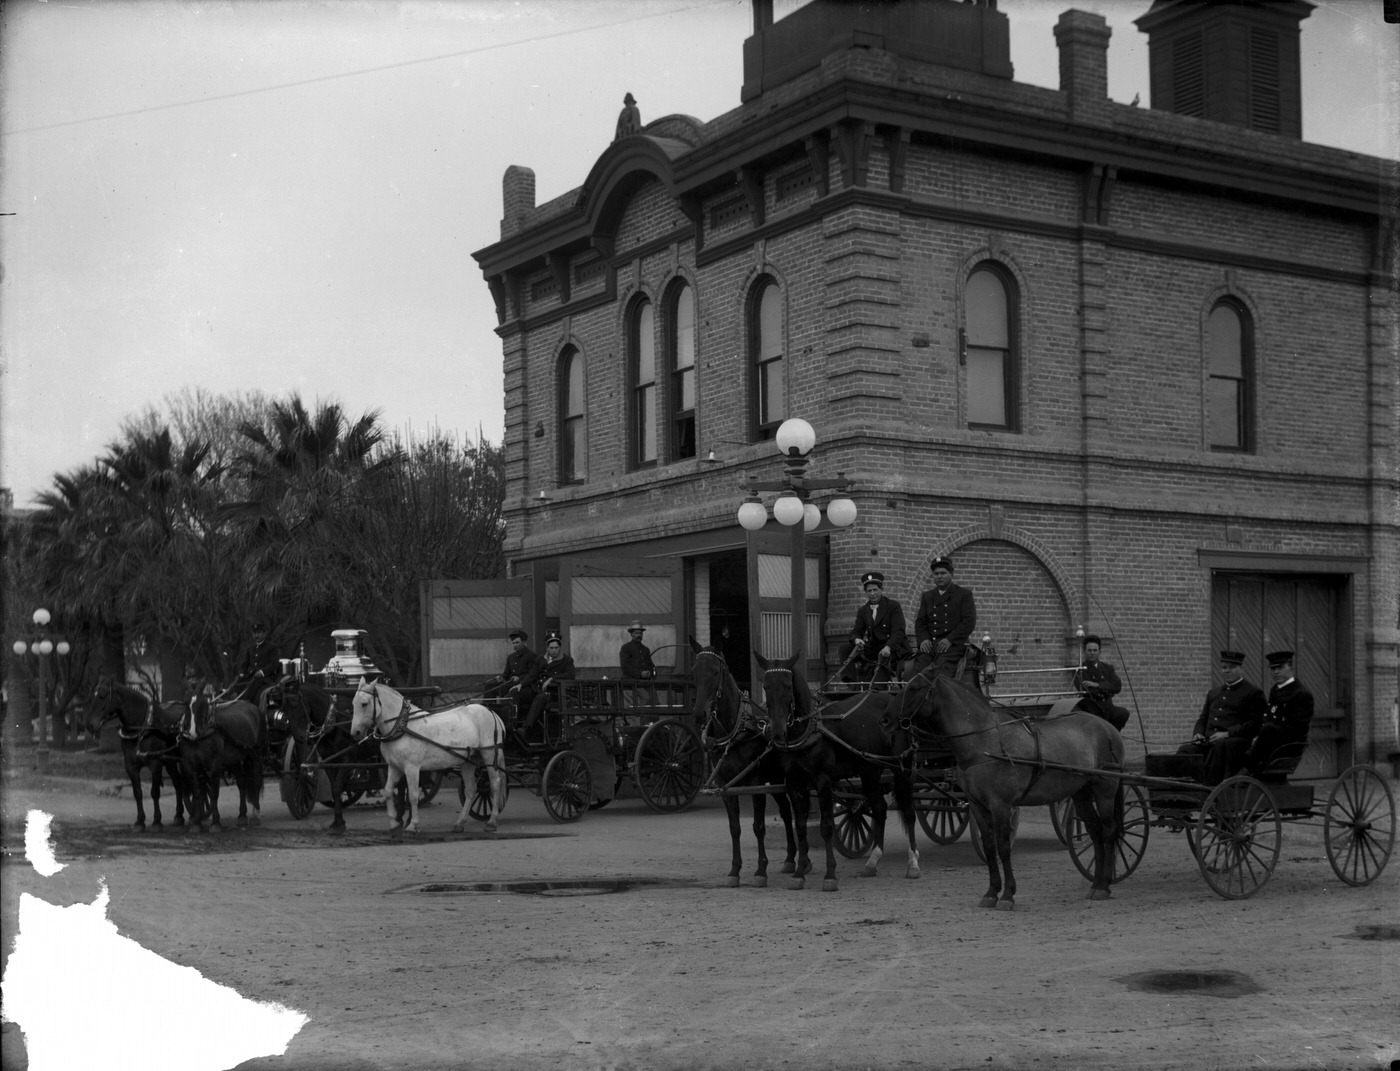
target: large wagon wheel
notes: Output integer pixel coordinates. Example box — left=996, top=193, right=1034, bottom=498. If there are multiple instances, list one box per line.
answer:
left=917, top=778, right=969, bottom=845
left=281, top=738, right=317, bottom=820
left=634, top=719, right=705, bottom=814
left=1065, top=783, right=1150, bottom=884
left=1193, top=775, right=1281, bottom=900
left=833, top=787, right=875, bottom=859
left=418, top=770, right=444, bottom=805
left=1323, top=764, right=1395, bottom=886
left=467, top=764, right=510, bottom=822
left=1048, top=797, right=1074, bottom=847
left=969, top=806, right=1020, bottom=863
left=318, top=740, right=369, bottom=809
left=542, top=750, right=592, bottom=823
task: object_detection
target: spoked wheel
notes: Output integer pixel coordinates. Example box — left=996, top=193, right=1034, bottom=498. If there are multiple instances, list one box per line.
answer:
left=1065, top=783, right=1151, bottom=884
left=634, top=719, right=705, bottom=813
left=281, top=739, right=317, bottom=820
left=542, top=750, right=592, bottom=823
left=916, top=779, right=969, bottom=845
left=834, top=792, right=875, bottom=859
left=418, top=770, right=444, bottom=805
left=467, top=766, right=509, bottom=822
left=1323, top=764, right=1395, bottom=886
left=1194, top=775, right=1281, bottom=899
left=1048, top=797, right=1074, bottom=847
left=969, top=806, right=1020, bottom=863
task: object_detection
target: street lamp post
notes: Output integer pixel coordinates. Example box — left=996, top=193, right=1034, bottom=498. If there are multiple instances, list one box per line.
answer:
left=735, top=418, right=857, bottom=669
left=12, top=608, right=71, bottom=775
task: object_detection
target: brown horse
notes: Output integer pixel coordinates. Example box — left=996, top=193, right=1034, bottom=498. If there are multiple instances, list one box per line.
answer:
left=691, top=641, right=795, bottom=887
left=899, top=669, right=1125, bottom=909
left=179, top=694, right=266, bottom=832
left=87, top=679, right=188, bottom=830
left=758, top=652, right=919, bottom=892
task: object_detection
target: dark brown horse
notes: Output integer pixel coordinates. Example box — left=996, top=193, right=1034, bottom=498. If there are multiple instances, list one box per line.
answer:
left=280, top=678, right=387, bottom=833
left=87, top=679, right=188, bottom=830
left=179, top=694, right=266, bottom=832
left=899, top=669, right=1125, bottom=909
left=758, top=652, right=919, bottom=892
left=691, top=641, right=795, bottom=887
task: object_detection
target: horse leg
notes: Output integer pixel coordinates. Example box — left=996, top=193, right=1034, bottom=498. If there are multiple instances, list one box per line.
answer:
left=403, top=762, right=421, bottom=833
left=787, top=781, right=812, bottom=890
left=384, top=760, right=403, bottom=831
left=724, top=795, right=744, bottom=887
left=817, top=778, right=840, bottom=892
left=149, top=762, right=165, bottom=828
left=452, top=760, right=472, bottom=833
left=490, top=754, right=507, bottom=826
left=970, top=799, right=1003, bottom=909
left=1084, top=781, right=1121, bottom=901
left=126, top=749, right=148, bottom=831
left=774, top=791, right=797, bottom=875
left=751, top=792, right=770, bottom=887
left=894, top=768, right=920, bottom=879
left=994, top=803, right=1017, bottom=911
left=168, top=759, right=187, bottom=827
left=246, top=751, right=263, bottom=828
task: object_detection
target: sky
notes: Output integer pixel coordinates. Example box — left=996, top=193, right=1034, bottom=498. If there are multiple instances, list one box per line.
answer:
left=1, top=0, right=1396, bottom=510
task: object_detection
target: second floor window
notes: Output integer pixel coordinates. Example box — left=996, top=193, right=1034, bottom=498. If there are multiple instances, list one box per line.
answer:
left=631, top=298, right=657, bottom=466
left=752, top=280, right=784, bottom=439
left=559, top=347, right=585, bottom=483
left=965, top=265, right=1017, bottom=431
left=669, top=282, right=696, bottom=461
left=1207, top=300, right=1253, bottom=451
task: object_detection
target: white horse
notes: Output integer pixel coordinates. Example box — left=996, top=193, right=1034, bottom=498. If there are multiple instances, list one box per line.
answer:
left=349, top=680, right=507, bottom=834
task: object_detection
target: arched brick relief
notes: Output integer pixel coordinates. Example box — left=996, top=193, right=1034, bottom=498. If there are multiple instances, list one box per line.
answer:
left=615, top=281, right=656, bottom=338
left=954, top=246, right=1034, bottom=315
left=901, top=525, right=1082, bottom=672
left=1200, top=277, right=1260, bottom=325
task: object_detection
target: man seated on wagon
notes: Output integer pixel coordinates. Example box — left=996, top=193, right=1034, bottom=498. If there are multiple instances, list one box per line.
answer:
left=1175, top=649, right=1266, bottom=785
left=233, top=622, right=283, bottom=705
left=482, top=628, right=542, bottom=720
left=1244, top=650, right=1315, bottom=779
left=518, top=632, right=576, bottom=741
left=836, top=571, right=910, bottom=685
left=1072, top=635, right=1131, bottom=731
left=619, top=622, right=656, bottom=680
left=910, top=556, right=977, bottom=680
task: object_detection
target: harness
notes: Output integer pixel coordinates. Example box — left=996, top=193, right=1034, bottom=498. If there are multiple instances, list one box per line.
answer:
left=766, top=667, right=914, bottom=773
left=361, top=683, right=505, bottom=773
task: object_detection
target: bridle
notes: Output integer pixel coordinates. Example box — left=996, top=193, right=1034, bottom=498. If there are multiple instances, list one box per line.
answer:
left=694, top=649, right=767, bottom=749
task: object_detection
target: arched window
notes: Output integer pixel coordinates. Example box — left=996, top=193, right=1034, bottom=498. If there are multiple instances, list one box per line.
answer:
left=558, top=347, right=585, bottom=484
left=630, top=297, right=657, bottom=467
left=1206, top=300, right=1253, bottom=451
left=667, top=281, right=697, bottom=461
left=964, top=265, right=1017, bottom=431
left=750, top=279, right=784, bottom=440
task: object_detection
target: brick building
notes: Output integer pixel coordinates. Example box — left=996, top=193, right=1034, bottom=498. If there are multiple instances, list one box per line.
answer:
left=457, top=0, right=1399, bottom=773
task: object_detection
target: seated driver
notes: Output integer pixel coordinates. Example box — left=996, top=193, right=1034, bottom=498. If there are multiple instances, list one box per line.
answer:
left=1072, top=635, right=1130, bottom=731
left=836, top=571, right=910, bottom=684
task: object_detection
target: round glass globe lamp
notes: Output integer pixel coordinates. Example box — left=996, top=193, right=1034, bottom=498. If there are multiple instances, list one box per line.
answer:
left=12, top=641, right=26, bottom=656
left=826, top=497, right=858, bottom=528
left=737, top=500, right=768, bottom=531
left=37, top=639, right=54, bottom=656
left=802, top=503, right=821, bottom=531
left=772, top=495, right=806, bottom=526
left=57, top=641, right=71, bottom=656
left=774, top=418, right=816, bottom=458
left=32, top=608, right=51, bottom=627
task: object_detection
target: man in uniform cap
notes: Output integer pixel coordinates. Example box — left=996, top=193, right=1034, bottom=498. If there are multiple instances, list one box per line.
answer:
left=1244, top=650, right=1315, bottom=778
left=235, top=622, right=283, bottom=703
left=911, top=556, right=977, bottom=679
left=620, top=622, right=655, bottom=680
left=518, top=631, right=577, bottom=741
left=1072, top=634, right=1131, bottom=731
left=1176, top=649, right=1266, bottom=785
left=483, top=628, right=542, bottom=717
left=837, top=571, right=910, bottom=684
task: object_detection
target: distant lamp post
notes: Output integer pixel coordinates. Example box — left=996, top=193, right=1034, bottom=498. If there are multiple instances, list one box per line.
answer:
left=734, top=418, right=857, bottom=665
left=12, top=608, right=70, bottom=775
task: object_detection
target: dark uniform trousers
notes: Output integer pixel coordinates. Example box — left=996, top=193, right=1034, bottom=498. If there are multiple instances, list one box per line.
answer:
left=1245, top=679, right=1315, bottom=777
left=911, top=584, right=977, bottom=680
left=1177, top=678, right=1266, bottom=785
left=485, top=647, right=543, bottom=718
left=838, top=596, right=910, bottom=683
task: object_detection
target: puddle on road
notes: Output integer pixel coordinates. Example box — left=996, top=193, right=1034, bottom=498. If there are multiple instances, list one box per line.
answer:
left=389, top=878, right=697, bottom=897
left=1351, top=924, right=1400, bottom=941
left=1117, top=970, right=1263, bottom=998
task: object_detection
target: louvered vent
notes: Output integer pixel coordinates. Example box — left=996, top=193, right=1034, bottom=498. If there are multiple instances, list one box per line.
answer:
left=1172, top=32, right=1205, bottom=117
left=1249, top=27, right=1280, bottom=132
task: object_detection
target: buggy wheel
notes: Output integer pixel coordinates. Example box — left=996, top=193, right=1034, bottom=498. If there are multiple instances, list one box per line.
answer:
left=969, top=806, right=1020, bottom=863
left=833, top=793, right=875, bottom=859
left=1324, top=764, right=1395, bottom=886
left=418, top=770, right=444, bottom=805
left=281, top=739, right=317, bottom=820
left=634, top=719, right=705, bottom=814
left=916, top=782, right=969, bottom=844
left=467, top=766, right=509, bottom=822
left=1048, top=797, right=1074, bottom=847
left=1194, top=775, right=1281, bottom=900
left=1065, top=783, right=1150, bottom=884
left=542, top=750, right=592, bottom=823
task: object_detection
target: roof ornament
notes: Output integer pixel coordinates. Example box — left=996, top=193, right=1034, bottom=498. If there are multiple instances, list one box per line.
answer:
left=614, top=92, right=641, bottom=141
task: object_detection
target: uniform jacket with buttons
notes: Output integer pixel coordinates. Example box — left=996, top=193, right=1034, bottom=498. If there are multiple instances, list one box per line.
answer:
left=914, top=584, right=977, bottom=649
left=1262, top=679, right=1315, bottom=741
left=1073, top=659, right=1123, bottom=719
left=1190, top=677, right=1266, bottom=739
left=849, top=596, right=911, bottom=661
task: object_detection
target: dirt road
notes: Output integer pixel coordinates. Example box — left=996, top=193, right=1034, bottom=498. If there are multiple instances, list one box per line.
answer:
left=2, top=765, right=1397, bottom=1071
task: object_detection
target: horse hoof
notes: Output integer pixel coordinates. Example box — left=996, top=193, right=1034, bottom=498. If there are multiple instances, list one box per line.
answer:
left=484, top=821, right=498, bottom=833
left=452, top=823, right=465, bottom=834
left=906, top=867, right=921, bottom=880
left=236, top=816, right=247, bottom=828
left=780, top=861, right=796, bottom=875
left=978, top=895, right=998, bottom=909
left=788, top=878, right=805, bottom=891
left=822, top=879, right=839, bottom=892
left=151, top=821, right=163, bottom=829
left=326, top=825, right=345, bottom=836
left=172, top=817, right=185, bottom=828
left=996, top=900, right=1015, bottom=912
left=859, top=865, right=878, bottom=878
left=726, top=875, right=741, bottom=888
left=1088, top=888, right=1112, bottom=902
left=132, top=822, right=146, bottom=832
left=753, top=875, right=767, bottom=888
left=249, top=816, right=260, bottom=828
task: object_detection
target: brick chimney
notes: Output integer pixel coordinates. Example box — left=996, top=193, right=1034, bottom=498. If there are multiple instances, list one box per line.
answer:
left=1054, top=10, right=1112, bottom=121
left=501, top=165, right=536, bottom=239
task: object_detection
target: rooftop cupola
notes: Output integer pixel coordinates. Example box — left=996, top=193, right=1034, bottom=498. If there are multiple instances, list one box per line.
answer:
left=1134, top=0, right=1313, bottom=138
